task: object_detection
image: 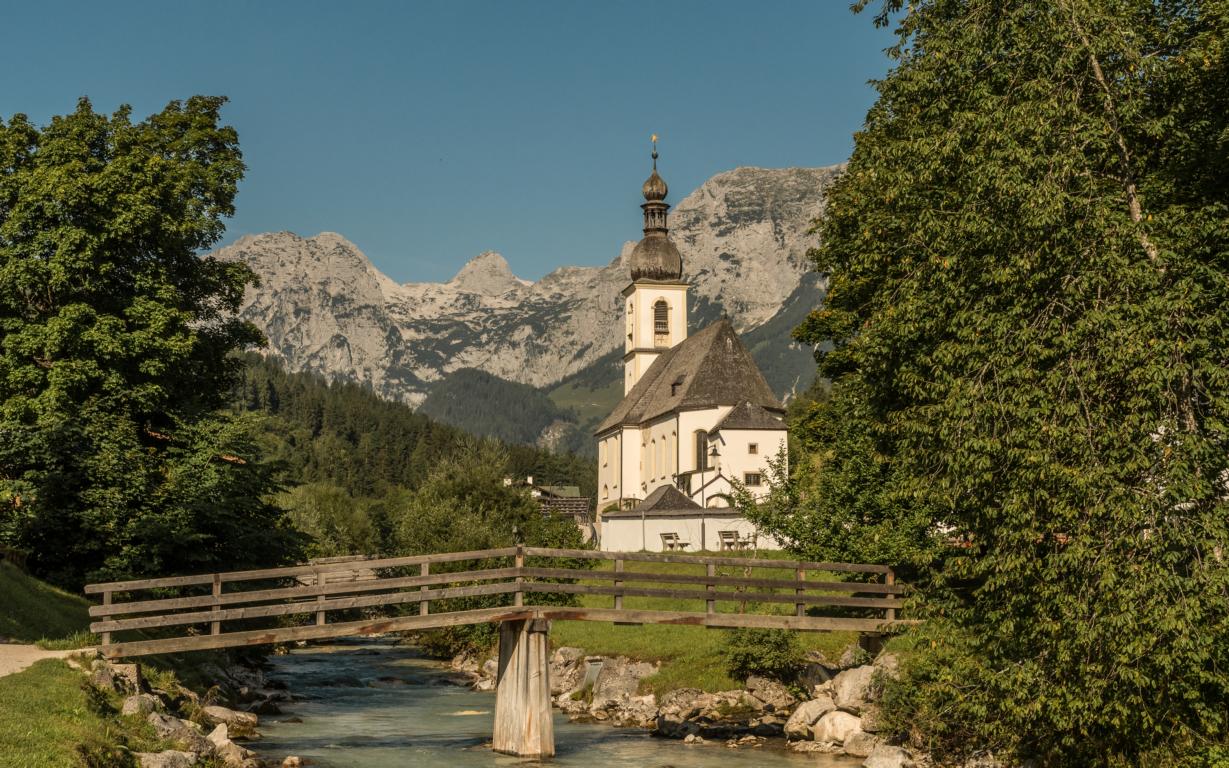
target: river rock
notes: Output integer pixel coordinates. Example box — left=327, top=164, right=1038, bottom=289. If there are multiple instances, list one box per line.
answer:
left=784, top=694, right=836, bottom=739
left=813, top=710, right=862, bottom=744
left=832, top=665, right=877, bottom=714
left=864, top=744, right=915, bottom=768
left=137, top=751, right=198, bottom=768
left=147, top=713, right=210, bottom=753
left=202, top=705, right=259, bottom=730
left=745, top=675, right=797, bottom=712
left=549, top=647, right=584, bottom=695
left=873, top=652, right=901, bottom=678
left=843, top=729, right=881, bottom=757
left=121, top=693, right=163, bottom=716
left=208, top=723, right=259, bottom=767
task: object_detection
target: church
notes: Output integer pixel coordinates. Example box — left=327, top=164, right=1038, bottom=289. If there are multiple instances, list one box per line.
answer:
left=596, top=145, right=786, bottom=552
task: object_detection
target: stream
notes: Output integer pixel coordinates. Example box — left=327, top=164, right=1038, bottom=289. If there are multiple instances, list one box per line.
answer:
left=250, top=639, right=861, bottom=767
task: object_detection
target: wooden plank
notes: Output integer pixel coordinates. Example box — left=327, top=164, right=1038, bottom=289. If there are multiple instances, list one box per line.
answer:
left=85, top=547, right=519, bottom=594
left=211, top=575, right=221, bottom=636
left=100, top=605, right=539, bottom=659
left=706, top=563, right=715, bottom=614
left=522, top=547, right=892, bottom=574
left=420, top=562, right=429, bottom=617
left=91, top=582, right=522, bottom=634
left=530, top=606, right=911, bottom=633
left=613, top=558, right=623, bottom=611
left=520, top=582, right=904, bottom=609
left=514, top=546, right=524, bottom=608
left=517, top=566, right=905, bottom=594
left=886, top=569, right=897, bottom=622
left=90, top=566, right=521, bottom=617
left=492, top=619, right=554, bottom=758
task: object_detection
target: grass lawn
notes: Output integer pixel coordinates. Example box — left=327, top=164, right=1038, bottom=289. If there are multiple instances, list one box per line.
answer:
left=546, top=550, right=863, bottom=694
left=0, top=658, right=173, bottom=768
left=0, top=562, right=95, bottom=647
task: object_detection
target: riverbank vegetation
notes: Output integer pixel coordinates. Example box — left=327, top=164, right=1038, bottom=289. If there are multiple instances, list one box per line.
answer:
left=551, top=553, right=859, bottom=694
left=746, top=1, right=1229, bottom=765
left=0, top=560, right=92, bottom=647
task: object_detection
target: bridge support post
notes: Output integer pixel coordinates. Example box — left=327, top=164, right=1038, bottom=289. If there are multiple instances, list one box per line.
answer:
left=492, top=618, right=553, bottom=758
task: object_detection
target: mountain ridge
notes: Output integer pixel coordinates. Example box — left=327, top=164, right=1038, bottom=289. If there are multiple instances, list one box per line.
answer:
left=214, top=165, right=838, bottom=440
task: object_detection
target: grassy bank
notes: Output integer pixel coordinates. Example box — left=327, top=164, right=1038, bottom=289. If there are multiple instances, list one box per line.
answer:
left=0, top=561, right=95, bottom=648
left=0, top=659, right=173, bottom=768
left=550, top=551, right=861, bottom=694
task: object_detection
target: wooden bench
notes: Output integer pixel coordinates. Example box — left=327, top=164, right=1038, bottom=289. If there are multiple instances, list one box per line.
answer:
left=660, top=532, right=690, bottom=551
left=718, top=530, right=740, bottom=551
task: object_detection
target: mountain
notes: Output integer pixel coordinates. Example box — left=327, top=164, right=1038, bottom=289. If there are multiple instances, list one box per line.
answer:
left=215, top=165, right=839, bottom=448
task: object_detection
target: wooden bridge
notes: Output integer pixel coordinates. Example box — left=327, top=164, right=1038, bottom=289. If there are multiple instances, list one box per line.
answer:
left=86, top=547, right=908, bottom=758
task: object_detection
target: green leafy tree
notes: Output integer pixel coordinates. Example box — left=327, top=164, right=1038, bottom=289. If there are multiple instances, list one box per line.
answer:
left=0, top=98, right=299, bottom=587
left=788, top=1, right=1229, bottom=764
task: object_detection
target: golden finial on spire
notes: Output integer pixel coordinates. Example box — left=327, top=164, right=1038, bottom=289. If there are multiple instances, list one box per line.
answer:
left=651, top=134, right=658, bottom=168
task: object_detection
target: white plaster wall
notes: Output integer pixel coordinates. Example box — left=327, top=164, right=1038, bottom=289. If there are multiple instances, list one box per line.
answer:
left=624, top=283, right=688, bottom=394
left=597, top=432, right=622, bottom=508
left=711, top=428, right=788, bottom=499
left=619, top=426, right=641, bottom=505
left=602, top=513, right=782, bottom=552
left=677, top=407, right=729, bottom=474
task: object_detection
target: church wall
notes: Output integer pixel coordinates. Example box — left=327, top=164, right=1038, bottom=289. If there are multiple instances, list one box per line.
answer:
left=602, top=511, right=782, bottom=552
left=597, top=432, right=622, bottom=511
left=712, top=427, right=788, bottom=499
left=677, top=407, right=730, bottom=475
left=619, top=426, right=642, bottom=503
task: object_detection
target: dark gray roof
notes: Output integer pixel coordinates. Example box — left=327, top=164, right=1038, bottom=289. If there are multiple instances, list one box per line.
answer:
left=604, top=485, right=701, bottom=518
left=596, top=319, right=783, bottom=434
left=712, top=401, right=787, bottom=433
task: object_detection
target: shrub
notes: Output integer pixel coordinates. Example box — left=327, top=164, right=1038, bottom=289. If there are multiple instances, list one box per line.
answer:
left=721, top=628, right=804, bottom=683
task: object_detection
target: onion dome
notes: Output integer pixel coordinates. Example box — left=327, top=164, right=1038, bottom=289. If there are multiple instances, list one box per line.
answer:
left=629, top=137, right=683, bottom=281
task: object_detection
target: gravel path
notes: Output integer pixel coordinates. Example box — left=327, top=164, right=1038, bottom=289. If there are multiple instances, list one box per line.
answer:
left=0, top=644, right=75, bottom=678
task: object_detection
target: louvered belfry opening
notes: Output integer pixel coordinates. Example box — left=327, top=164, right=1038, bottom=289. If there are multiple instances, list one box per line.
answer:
left=654, top=299, right=669, bottom=345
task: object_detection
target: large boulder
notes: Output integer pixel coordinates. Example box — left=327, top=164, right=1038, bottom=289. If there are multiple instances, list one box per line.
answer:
left=813, top=710, right=862, bottom=744
left=121, top=693, right=163, bottom=717
left=201, top=705, right=259, bottom=735
left=784, top=695, right=836, bottom=740
left=137, top=751, right=197, bottom=768
left=863, top=744, right=915, bottom=768
left=745, top=675, right=797, bottom=712
left=147, top=713, right=210, bottom=753
left=844, top=729, right=881, bottom=758
left=832, top=665, right=877, bottom=714
left=207, top=724, right=259, bottom=768
left=860, top=704, right=888, bottom=733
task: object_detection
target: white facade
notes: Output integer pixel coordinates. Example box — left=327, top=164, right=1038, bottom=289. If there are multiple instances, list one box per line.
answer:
left=602, top=509, right=783, bottom=553
left=623, top=282, right=688, bottom=394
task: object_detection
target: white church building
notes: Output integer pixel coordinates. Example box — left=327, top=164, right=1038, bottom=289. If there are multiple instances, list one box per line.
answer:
left=596, top=146, right=786, bottom=552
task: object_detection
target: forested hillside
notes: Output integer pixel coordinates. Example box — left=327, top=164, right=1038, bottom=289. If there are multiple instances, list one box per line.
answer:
left=231, top=355, right=597, bottom=497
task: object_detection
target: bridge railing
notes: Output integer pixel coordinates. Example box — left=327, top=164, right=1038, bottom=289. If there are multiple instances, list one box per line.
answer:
left=85, top=547, right=908, bottom=658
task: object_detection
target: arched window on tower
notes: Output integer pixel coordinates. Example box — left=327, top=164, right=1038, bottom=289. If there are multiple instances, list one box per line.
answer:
left=654, top=300, right=669, bottom=346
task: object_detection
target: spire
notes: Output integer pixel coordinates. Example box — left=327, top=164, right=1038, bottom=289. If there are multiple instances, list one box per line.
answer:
left=629, top=136, right=683, bottom=281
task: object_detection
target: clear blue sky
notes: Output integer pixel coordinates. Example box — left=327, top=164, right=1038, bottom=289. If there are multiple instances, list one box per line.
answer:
left=2, top=1, right=894, bottom=283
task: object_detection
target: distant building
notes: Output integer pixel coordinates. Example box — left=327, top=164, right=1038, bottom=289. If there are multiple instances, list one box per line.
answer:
left=504, top=475, right=595, bottom=542
left=595, top=144, right=786, bottom=552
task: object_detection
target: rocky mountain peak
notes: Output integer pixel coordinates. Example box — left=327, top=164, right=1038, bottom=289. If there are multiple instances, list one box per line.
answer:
left=447, top=251, right=523, bottom=296
left=217, top=165, right=839, bottom=408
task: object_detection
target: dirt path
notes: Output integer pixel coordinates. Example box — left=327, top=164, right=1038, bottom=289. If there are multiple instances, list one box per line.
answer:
left=0, top=644, right=75, bottom=678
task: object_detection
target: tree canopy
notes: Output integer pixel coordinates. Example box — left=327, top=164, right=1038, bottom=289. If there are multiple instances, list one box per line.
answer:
left=0, top=98, right=300, bottom=587
left=775, top=1, right=1229, bottom=763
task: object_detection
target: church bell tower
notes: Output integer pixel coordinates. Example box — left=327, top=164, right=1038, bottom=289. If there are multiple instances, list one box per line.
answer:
left=622, top=138, right=688, bottom=394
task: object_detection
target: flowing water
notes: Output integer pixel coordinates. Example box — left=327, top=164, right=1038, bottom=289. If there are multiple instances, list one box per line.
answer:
left=250, top=639, right=860, bottom=767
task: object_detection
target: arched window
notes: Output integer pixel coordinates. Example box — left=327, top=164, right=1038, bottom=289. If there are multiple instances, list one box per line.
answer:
left=695, top=430, right=709, bottom=470
left=650, top=439, right=657, bottom=478
left=602, top=484, right=609, bottom=500
left=654, top=300, right=669, bottom=345
left=657, top=439, right=665, bottom=479
left=600, top=441, right=608, bottom=467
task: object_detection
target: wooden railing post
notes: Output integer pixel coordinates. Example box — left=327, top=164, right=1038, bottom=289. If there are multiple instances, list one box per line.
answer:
left=314, top=568, right=326, bottom=626
left=211, top=574, right=222, bottom=635
left=101, top=591, right=112, bottom=648
left=795, top=567, right=805, bottom=618
left=885, top=567, right=896, bottom=622
left=514, top=545, right=525, bottom=607
left=420, top=562, right=430, bottom=616
left=705, top=562, right=715, bottom=615
left=614, top=558, right=624, bottom=610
